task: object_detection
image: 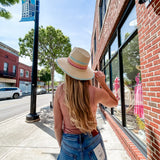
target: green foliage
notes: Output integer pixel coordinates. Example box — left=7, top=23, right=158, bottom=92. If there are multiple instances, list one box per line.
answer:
left=136, top=115, right=145, bottom=130
left=123, top=34, right=140, bottom=85
left=54, top=81, right=59, bottom=86
left=18, top=26, right=71, bottom=75
left=0, top=0, right=19, bottom=19
left=38, top=68, right=51, bottom=83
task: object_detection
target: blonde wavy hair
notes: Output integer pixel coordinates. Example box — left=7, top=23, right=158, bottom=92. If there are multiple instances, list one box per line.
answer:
left=65, top=74, right=97, bottom=133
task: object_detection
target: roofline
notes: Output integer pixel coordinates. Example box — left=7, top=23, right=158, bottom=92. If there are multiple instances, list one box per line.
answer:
left=0, top=42, right=19, bottom=57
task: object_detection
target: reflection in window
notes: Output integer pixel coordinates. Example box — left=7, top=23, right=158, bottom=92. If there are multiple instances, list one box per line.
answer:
left=120, top=5, right=137, bottom=45
left=105, top=50, right=109, bottom=64
left=111, top=55, right=121, bottom=121
left=105, top=51, right=110, bottom=87
left=105, top=66, right=110, bottom=87
left=110, top=36, right=118, bottom=57
left=122, top=35, right=145, bottom=144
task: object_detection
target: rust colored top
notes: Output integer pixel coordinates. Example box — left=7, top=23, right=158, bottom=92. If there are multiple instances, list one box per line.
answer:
left=53, top=83, right=111, bottom=134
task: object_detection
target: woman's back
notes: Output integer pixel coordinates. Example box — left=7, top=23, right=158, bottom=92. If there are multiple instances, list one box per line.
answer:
left=54, top=83, right=98, bottom=134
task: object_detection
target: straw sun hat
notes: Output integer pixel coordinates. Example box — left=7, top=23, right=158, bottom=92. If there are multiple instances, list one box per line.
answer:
left=56, top=47, right=94, bottom=80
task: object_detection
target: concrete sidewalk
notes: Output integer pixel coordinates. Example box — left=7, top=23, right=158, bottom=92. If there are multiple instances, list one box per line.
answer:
left=0, top=106, right=131, bottom=160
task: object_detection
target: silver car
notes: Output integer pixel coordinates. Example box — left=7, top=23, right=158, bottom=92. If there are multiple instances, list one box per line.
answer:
left=0, top=87, right=22, bottom=99
left=37, top=88, right=46, bottom=95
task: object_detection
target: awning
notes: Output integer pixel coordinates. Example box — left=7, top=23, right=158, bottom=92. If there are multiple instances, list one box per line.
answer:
left=0, top=78, right=16, bottom=83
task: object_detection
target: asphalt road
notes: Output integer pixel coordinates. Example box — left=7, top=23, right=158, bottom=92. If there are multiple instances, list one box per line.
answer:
left=0, top=93, right=52, bottom=122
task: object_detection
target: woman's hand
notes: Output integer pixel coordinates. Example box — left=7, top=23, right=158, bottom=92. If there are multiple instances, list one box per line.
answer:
left=94, top=71, right=105, bottom=83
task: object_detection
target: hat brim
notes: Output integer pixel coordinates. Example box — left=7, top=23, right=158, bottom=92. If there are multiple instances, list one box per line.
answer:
left=56, top=58, right=94, bottom=80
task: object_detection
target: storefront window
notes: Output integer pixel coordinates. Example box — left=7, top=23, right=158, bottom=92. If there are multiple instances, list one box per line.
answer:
left=122, top=35, right=145, bottom=144
left=105, top=66, right=110, bottom=87
left=120, top=5, right=137, bottom=45
left=111, top=55, right=121, bottom=121
left=111, top=36, right=118, bottom=57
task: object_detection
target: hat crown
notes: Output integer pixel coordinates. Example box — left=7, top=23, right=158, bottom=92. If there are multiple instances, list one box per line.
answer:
left=56, top=47, right=94, bottom=80
left=69, top=47, right=90, bottom=65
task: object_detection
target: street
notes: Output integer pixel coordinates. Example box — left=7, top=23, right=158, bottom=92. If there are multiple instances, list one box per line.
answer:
left=0, top=93, right=52, bottom=122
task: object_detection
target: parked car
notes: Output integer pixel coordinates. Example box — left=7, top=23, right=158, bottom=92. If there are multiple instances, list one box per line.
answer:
left=0, top=87, right=22, bottom=99
left=37, top=88, right=46, bottom=95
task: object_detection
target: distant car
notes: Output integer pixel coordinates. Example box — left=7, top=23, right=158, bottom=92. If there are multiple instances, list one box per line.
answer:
left=0, top=87, right=22, bottom=99
left=37, top=88, right=46, bottom=95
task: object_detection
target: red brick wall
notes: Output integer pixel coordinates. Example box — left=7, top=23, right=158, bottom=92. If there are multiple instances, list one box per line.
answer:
left=136, top=0, right=160, bottom=159
left=0, top=48, right=19, bottom=86
left=91, top=0, right=129, bottom=70
left=91, top=0, right=160, bottom=159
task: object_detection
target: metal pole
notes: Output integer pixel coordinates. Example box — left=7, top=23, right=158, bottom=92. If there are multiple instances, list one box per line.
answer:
left=26, top=0, right=40, bottom=122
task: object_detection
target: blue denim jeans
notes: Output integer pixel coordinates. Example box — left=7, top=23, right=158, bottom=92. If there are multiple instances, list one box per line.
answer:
left=57, top=130, right=107, bottom=160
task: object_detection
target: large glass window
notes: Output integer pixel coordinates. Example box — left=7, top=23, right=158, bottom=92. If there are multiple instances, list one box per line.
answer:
left=111, top=55, right=121, bottom=121
left=122, top=35, right=145, bottom=144
left=120, top=5, right=137, bottom=45
left=110, top=36, right=118, bottom=57
left=105, top=51, right=109, bottom=87
left=105, top=66, right=110, bottom=87
left=97, top=1, right=146, bottom=149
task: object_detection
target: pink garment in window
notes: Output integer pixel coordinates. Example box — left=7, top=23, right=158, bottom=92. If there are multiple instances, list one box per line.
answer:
left=134, top=73, right=144, bottom=118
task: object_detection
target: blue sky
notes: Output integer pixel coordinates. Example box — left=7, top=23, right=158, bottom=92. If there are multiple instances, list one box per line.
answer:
left=0, top=0, right=96, bottom=80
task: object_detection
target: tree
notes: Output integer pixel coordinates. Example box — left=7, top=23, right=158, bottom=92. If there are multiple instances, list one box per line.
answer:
left=0, top=0, right=19, bottom=19
left=122, top=34, right=140, bottom=86
left=19, top=26, right=71, bottom=103
left=38, top=68, right=51, bottom=92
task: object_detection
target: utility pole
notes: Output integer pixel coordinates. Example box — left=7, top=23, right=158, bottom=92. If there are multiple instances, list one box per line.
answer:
left=26, top=0, right=40, bottom=122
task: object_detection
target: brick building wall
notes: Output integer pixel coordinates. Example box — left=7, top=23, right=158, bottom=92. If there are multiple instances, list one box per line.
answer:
left=0, top=43, right=19, bottom=87
left=91, top=0, right=129, bottom=70
left=18, top=62, right=32, bottom=82
left=91, top=0, right=160, bottom=160
left=136, top=0, right=160, bottom=159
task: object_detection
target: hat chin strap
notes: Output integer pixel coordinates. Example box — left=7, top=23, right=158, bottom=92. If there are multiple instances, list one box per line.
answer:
left=68, top=57, right=87, bottom=70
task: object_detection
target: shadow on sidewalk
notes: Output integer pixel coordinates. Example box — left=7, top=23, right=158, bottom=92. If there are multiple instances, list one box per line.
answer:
left=41, top=152, right=59, bottom=159
left=34, top=106, right=56, bottom=139
left=34, top=121, right=56, bottom=139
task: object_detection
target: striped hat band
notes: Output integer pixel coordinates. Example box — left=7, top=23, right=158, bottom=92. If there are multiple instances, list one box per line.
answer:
left=68, top=56, right=88, bottom=70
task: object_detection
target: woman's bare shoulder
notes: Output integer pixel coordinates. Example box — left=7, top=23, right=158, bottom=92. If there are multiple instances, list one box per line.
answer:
left=55, top=83, right=64, bottom=94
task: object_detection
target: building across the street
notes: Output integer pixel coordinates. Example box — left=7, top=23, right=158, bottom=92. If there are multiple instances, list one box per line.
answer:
left=0, top=42, right=19, bottom=87
left=0, top=42, right=44, bottom=93
left=91, top=0, right=160, bottom=160
left=18, top=62, right=32, bottom=93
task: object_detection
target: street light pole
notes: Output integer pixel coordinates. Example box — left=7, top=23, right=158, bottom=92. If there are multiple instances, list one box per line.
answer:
left=26, top=0, right=40, bottom=122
